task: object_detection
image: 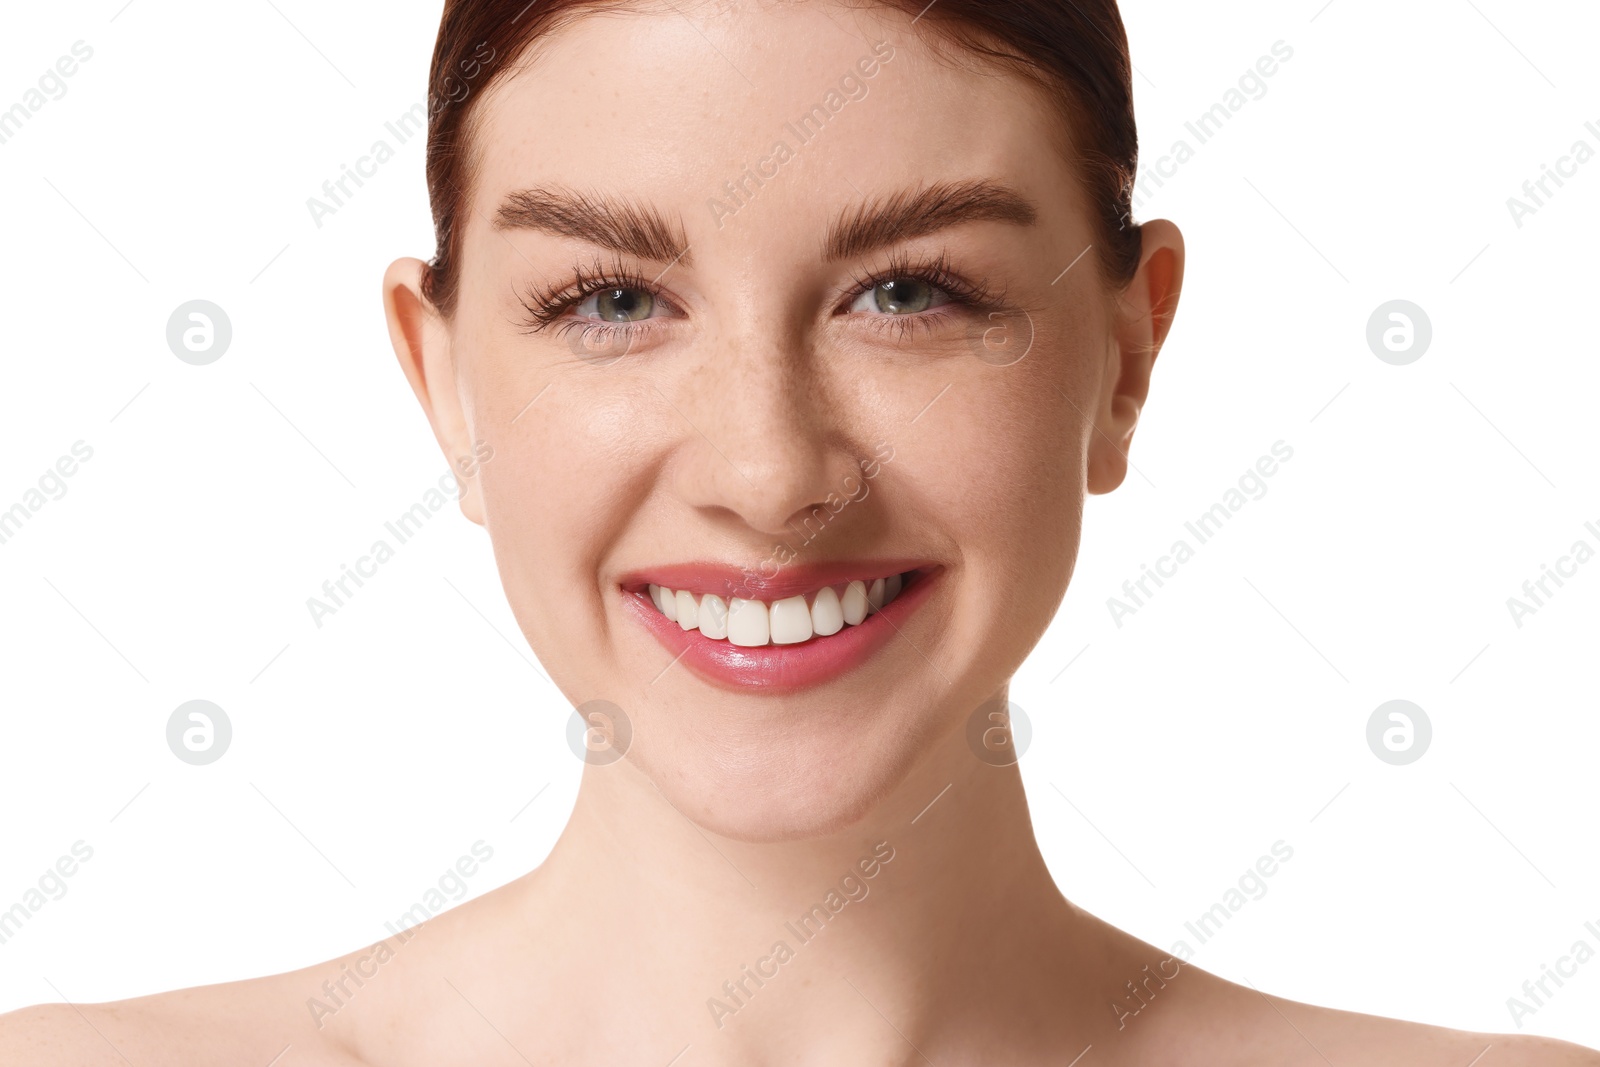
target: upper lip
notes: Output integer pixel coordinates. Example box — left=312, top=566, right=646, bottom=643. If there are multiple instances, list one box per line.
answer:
left=618, top=560, right=935, bottom=601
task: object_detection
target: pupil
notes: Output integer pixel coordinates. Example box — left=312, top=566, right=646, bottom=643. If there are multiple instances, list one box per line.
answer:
left=874, top=279, right=932, bottom=314
left=598, top=288, right=652, bottom=322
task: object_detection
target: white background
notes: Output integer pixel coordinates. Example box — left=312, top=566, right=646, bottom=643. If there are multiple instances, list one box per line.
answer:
left=1, top=0, right=1596, bottom=1046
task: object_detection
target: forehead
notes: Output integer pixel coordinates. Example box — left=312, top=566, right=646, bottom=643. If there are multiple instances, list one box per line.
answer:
left=465, top=1, right=1075, bottom=240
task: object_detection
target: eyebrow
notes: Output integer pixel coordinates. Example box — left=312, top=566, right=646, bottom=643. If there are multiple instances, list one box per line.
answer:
left=825, top=179, right=1039, bottom=261
left=494, top=185, right=693, bottom=266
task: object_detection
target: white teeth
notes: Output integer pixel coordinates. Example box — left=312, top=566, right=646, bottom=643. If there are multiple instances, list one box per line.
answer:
left=675, top=589, right=699, bottom=631
left=810, top=586, right=844, bottom=637
left=769, top=595, right=814, bottom=645
left=841, top=580, right=869, bottom=626
left=643, top=572, right=913, bottom=646
left=698, top=594, right=728, bottom=639
left=727, top=597, right=770, bottom=647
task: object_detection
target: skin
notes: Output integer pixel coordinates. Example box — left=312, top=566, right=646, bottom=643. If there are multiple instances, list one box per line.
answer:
left=3, top=3, right=1597, bottom=1064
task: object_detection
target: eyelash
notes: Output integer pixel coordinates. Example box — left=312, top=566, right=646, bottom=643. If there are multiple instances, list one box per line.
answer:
left=842, top=251, right=1003, bottom=337
left=517, top=255, right=666, bottom=335
left=514, top=251, right=1003, bottom=338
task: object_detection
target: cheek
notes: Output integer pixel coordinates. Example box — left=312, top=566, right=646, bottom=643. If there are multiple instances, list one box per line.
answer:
left=466, top=347, right=664, bottom=634
left=486, top=395, right=651, bottom=513
left=901, top=324, right=1098, bottom=637
left=912, top=337, right=1092, bottom=539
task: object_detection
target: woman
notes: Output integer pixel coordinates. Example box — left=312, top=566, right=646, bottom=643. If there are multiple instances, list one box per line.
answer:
left=4, top=0, right=1595, bottom=1062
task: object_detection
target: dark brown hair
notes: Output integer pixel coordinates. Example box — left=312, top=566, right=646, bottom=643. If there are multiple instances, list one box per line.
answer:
left=421, top=0, right=1140, bottom=316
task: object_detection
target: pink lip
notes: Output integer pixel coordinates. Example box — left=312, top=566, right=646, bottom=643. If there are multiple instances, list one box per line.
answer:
left=618, top=560, right=932, bottom=602
left=620, top=563, right=941, bottom=693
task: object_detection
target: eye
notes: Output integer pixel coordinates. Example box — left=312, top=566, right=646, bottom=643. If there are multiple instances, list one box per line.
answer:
left=576, top=287, right=659, bottom=322
left=517, top=256, right=685, bottom=335
left=849, top=277, right=953, bottom=316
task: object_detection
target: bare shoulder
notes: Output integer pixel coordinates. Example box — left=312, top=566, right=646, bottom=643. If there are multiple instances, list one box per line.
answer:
left=1083, top=929, right=1598, bottom=1067
left=1284, top=999, right=1600, bottom=1067
left=0, top=876, right=531, bottom=1066
left=0, top=957, right=370, bottom=1066
left=1494, top=1034, right=1600, bottom=1066
left=1064, top=913, right=1600, bottom=1066
left=1182, top=971, right=1600, bottom=1066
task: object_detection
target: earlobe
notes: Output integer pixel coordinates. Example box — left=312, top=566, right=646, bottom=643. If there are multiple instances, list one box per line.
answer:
left=1084, top=220, right=1185, bottom=497
left=382, top=257, right=485, bottom=525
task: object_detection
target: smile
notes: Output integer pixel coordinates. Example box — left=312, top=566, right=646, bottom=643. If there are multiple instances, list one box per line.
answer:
left=645, top=571, right=911, bottom=646
left=622, top=563, right=938, bottom=692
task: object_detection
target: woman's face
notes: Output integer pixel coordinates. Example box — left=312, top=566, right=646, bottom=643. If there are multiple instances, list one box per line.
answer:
left=390, top=0, right=1178, bottom=841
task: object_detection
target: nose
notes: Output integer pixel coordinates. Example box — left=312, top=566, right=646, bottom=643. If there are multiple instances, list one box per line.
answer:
left=664, top=331, right=859, bottom=541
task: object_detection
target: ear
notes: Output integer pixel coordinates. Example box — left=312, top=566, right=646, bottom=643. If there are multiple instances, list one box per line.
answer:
left=1086, top=220, right=1185, bottom=496
left=383, top=257, right=485, bottom=525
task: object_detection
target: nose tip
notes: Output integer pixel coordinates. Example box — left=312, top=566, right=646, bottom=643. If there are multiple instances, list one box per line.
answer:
left=663, top=364, right=860, bottom=543
left=692, top=419, right=845, bottom=541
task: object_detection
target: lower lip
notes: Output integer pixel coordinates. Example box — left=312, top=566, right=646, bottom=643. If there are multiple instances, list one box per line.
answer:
left=624, top=570, right=940, bottom=693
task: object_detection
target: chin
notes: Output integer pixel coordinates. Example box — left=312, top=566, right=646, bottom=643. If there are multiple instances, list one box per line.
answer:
left=632, top=698, right=946, bottom=843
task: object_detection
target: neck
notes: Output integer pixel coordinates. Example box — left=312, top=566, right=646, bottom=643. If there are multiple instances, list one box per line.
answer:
left=512, top=705, right=1102, bottom=1060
